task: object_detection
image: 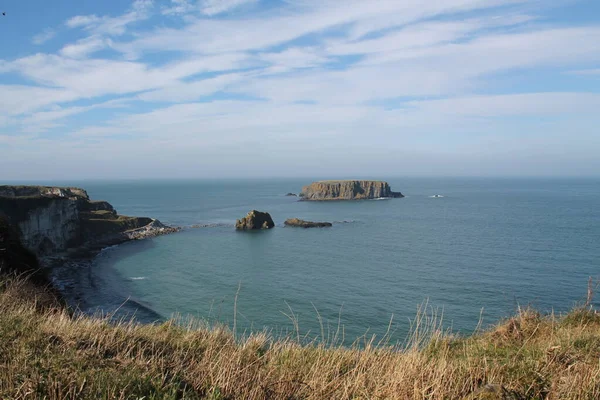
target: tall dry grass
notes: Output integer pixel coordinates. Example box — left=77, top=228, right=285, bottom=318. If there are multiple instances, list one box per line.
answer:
left=1, top=276, right=600, bottom=399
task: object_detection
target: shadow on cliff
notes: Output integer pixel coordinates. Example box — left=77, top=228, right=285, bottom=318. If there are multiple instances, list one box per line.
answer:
left=0, top=214, right=64, bottom=308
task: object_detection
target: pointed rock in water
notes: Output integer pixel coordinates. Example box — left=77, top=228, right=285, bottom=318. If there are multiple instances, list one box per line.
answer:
left=285, top=193, right=297, bottom=197
left=299, top=180, right=404, bottom=200
left=284, top=218, right=332, bottom=228
left=235, top=210, right=275, bottom=230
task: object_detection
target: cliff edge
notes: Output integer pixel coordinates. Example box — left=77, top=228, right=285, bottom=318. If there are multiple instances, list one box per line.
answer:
left=300, top=180, right=404, bottom=201
left=0, top=185, right=178, bottom=260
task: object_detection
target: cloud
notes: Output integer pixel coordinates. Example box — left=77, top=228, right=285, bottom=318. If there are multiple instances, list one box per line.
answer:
left=60, top=36, right=112, bottom=58
left=2, top=0, right=600, bottom=178
left=0, top=85, right=78, bottom=116
left=17, top=99, right=130, bottom=134
left=162, top=0, right=197, bottom=15
left=2, top=54, right=241, bottom=98
left=137, top=72, right=245, bottom=102
left=68, top=92, right=600, bottom=143
left=65, top=0, right=153, bottom=36
left=200, top=0, right=258, bottom=15
left=32, top=28, right=57, bottom=45
left=117, top=0, right=534, bottom=56
left=0, top=52, right=251, bottom=114
left=568, top=68, right=600, bottom=76
left=65, top=15, right=102, bottom=29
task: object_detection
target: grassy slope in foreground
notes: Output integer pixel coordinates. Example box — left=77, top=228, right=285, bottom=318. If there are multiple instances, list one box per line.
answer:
left=1, top=279, right=600, bottom=399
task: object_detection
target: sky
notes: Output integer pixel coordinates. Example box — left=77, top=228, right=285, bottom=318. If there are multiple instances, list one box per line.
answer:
left=1, top=0, right=600, bottom=179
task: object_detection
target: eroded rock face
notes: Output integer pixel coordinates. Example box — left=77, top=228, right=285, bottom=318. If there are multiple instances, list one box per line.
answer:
left=284, top=218, right=332, bottom=228
left=0, top=215, right=63, bottom=306
left=0, top=185, right=179, bottom=259
left=0, top=215, right=41, bottom=278
left=235, top=210, right=275, bottom=230
left=300, top=180, right=404, bottom=200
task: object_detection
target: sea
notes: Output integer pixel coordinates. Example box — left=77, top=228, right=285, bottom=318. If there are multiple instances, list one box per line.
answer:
left=43, top=177, right=599, bottom=344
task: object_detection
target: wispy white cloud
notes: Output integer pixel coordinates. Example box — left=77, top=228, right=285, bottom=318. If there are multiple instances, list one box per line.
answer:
left=32, top=28, right=57, bottom=45
left=200, top=0, right=258, bottom=15
left=0, top=85, right=78, bottom=116
left=66, top=0, right=153, bottom=36
left=60, top=36, right=112, bottom=58
left=137, top=73, right=245, bottom=102
left=118, top=0, right=534, bottom=55
left=2, top=0, right=600, bottom=178
left=65, top=15, right=102, bottom=29
left=162, top=0, right=196, bottom=15
left=18, top=99, right=130, bottom=134
left=0, top=52, right=251, bottom=113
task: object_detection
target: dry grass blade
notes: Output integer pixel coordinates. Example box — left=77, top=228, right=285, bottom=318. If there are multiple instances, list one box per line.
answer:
left=1, top=277, right=600, bottom=399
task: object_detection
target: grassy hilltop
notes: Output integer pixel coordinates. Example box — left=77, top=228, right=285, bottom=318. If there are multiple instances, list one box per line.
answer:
left=1, top=277, right=599, bottom=399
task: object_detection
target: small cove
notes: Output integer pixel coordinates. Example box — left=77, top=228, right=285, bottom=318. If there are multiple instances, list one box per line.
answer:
left=49, top=177, right=600, bottom=344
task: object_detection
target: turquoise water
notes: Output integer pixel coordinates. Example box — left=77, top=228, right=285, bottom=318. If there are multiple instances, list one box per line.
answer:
left=52, top=178, right=599, bottom=343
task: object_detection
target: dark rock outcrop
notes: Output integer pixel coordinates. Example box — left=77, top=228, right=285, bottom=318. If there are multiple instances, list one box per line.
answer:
left=285, top=193, right=297, bottom=197
left=0, top=214, right=64, bottom=308
left=0, top=185, right=179, bottom=260
left=0, top=215, right=45, bottom=282
left=235, top=210, right=275, bottom=230
left=300, top=180, right=404, bottom=201
left=284, top=218, right=332, bottom=228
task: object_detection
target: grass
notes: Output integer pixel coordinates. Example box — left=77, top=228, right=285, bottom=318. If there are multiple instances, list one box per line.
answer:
left=1, top=278, right=600, bottom=399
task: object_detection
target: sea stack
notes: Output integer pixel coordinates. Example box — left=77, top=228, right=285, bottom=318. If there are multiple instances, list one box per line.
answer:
left=235, top=210, right=275, bottom=230
left=299, top=180, right=404, bottom=201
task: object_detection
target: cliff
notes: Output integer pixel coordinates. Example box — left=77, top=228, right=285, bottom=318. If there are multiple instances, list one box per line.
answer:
left=300, top=180, right=404, bottom=201
left=0, top=185, right=178, bottom=259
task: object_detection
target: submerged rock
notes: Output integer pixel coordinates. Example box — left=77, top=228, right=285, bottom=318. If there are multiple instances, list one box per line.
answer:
left=285, top=193, right=297, bottom=197
left=300, top=180, right=403, bottom=200
left=284, top=218, right=332, bottom=228
left=235, top=210, right=275, bottom=230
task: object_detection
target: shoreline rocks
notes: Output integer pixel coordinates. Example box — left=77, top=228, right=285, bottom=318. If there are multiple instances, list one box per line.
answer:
left=300, top=180, right=404, bottom=201
left=284, top=218, right=332, bottom=228
left=235, top=210, right=275, bottom=230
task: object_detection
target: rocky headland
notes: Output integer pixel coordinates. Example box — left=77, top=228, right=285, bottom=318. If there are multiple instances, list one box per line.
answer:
left=0, top=185, right=179, bottom=263
left=235, top=210, right=275, bottom=230
left=299, top=180, right=404, bottom=201
left=284, top=218, right=332, bottom=228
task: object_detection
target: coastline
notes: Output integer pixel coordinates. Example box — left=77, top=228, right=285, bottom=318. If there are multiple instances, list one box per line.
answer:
left=42, top=219, right=180, bottom=316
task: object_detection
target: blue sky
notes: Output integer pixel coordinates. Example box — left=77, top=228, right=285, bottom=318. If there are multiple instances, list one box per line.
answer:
left=1, top=0, right=599, bottom=179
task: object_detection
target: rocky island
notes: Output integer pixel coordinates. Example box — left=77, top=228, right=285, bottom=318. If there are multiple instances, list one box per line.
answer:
left=235, top=210, right=275, bottom=230
left=0, top=185, right=179, bottom=261
left=299, top=180, right=403, bottom=201
left=284, top=218, right=332, bottom=228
